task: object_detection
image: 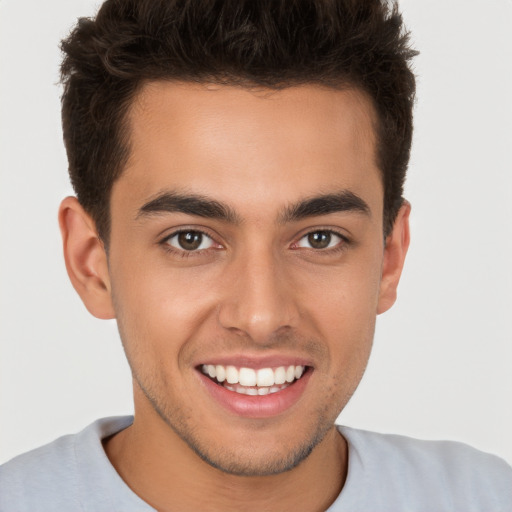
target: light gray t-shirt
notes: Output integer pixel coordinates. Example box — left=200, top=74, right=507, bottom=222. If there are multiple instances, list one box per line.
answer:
left=1, top=416, right=511, bottom=511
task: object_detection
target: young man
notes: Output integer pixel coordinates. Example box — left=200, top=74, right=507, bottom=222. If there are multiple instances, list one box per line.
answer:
left=1, top=1, right=511, bottom=511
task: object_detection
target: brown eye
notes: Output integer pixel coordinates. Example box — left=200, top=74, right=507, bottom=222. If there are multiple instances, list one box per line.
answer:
left=178, top=232, right=202, bottom=250
left=166, top=230, right=214, bottom=251
left=296, top=230, right=344, bottom=250
left=307, top=231, right=332, bottom=249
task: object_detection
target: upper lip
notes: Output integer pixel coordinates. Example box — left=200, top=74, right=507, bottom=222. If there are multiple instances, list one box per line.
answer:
left=194, top=354, right=313, bottom=370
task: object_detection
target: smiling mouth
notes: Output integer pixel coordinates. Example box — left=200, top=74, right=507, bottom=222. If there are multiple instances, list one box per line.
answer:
left=200, top=364, right=308, bottom=396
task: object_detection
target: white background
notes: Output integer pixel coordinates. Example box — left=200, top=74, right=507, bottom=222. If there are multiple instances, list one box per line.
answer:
left=1, top=0, right=511, bottom=466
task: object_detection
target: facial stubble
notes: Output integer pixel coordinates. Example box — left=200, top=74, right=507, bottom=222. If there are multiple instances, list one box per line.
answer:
left=124, top=340, right=366, bottom=477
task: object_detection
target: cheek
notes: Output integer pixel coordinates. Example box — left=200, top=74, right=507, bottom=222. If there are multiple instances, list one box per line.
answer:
left=109, top=257, right=221, bottom=358
left=313, top=280, right=378, bottom=410
left=298, top=254, right=382, bottom=332
left=294, top=251, right=382, bottom=374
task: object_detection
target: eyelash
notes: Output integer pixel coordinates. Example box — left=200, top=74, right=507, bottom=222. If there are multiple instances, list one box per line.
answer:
left=291, top=229, right=349, bottom=253
left=160, top=229, right=220, bottom=259
left=159, top=228, right=350, bottom=258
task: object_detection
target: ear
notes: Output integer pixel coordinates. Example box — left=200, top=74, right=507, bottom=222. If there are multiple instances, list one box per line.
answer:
left=377, top=201, right=411, bottom=315
left=58, top=196, right=115, bottom=319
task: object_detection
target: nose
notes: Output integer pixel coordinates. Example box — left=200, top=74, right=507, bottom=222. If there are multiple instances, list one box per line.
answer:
left=217, top=249, right=299, bottom=344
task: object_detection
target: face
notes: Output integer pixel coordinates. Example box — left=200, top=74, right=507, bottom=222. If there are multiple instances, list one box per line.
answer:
left=103, top=82, right=401, bottom=475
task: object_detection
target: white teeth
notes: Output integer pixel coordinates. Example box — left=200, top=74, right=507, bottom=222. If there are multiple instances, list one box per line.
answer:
left=274, top=366, right=286, bottom=385
left=224, top=383, right=290, bottom=396
left=256, top=368, right=275, bottom=387
left=226, top=365, right=238, bottom=384
left=285, top=365, right=295, bottom=383
left=239, top=367, right=257, bottom=386
left=201, top=363, right=308, bottom=393
left=215, top=365, right=226, bottom=383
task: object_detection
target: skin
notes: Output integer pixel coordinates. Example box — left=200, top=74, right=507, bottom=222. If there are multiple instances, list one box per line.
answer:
left=59, top=82, right=410, bottom=512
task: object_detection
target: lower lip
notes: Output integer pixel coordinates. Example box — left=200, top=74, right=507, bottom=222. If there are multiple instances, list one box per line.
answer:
left=197, top=369, right=312, bottom=419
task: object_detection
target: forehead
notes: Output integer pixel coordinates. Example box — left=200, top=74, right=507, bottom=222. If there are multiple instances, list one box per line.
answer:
left=115, top=81, right=382, bottom=220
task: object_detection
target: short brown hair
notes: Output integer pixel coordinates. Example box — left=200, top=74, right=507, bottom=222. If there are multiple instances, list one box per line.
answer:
left=60, top=0, right=417, bottom=241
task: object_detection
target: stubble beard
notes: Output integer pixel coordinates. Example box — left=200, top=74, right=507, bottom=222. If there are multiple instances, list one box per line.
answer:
left=133, top=371, right=338, bottom=477
left=112, top=295, right=367, bottom=477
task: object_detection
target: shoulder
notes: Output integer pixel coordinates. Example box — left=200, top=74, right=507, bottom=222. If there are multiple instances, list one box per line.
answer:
left=0, top=429, right=83, bottom=511
left=336, top=426, right=512, bottom=512
left=0, top=416, right=135, bottom=512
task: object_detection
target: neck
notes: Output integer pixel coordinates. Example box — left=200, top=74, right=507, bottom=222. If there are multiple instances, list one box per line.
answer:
left=104, top=404, right=348, bottom=512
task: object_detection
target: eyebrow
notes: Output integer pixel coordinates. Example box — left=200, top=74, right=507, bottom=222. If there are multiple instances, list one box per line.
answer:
left=137, top=191, right=241, bottom=223
left=137, top=189, right=370, bottom=224
left=279, top=190, right=370, bottom=223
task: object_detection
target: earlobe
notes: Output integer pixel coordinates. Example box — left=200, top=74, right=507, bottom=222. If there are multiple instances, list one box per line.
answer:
left=58, top=197, right=115, bottom=319
left=377, top=201, right=411, bottom=315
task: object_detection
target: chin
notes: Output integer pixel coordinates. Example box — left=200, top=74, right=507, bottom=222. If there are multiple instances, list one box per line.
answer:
left=188, top=432, right=323, bottom=477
